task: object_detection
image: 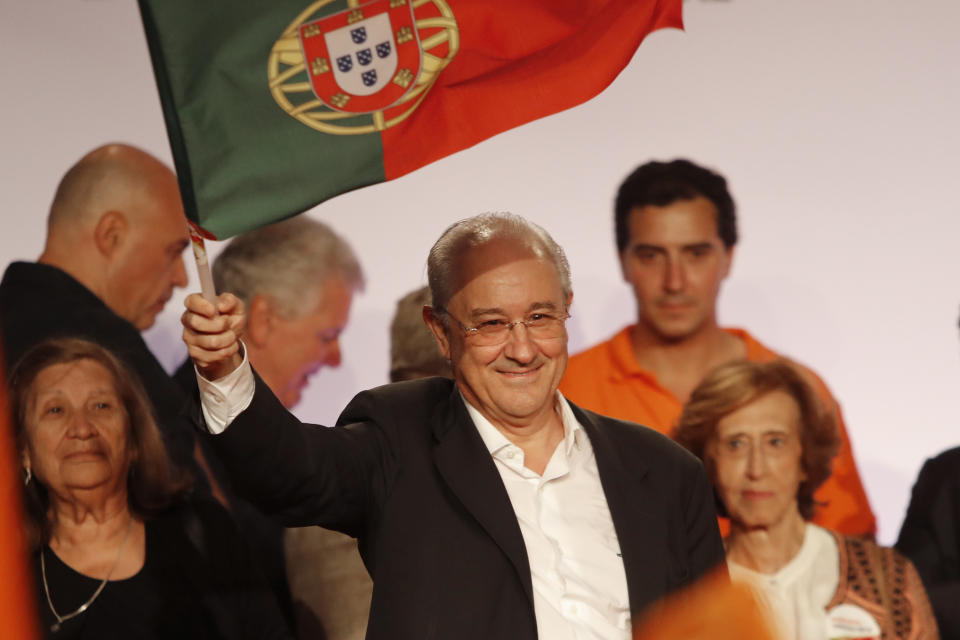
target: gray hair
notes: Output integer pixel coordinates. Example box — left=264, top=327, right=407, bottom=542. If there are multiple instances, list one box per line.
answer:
left=213, top=217, right=364, bottom=317
left=426, top=212, right=572, bottom=311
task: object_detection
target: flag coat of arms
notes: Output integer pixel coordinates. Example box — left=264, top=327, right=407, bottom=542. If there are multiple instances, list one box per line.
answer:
left=299, top=0, right=421, bottom=113
left=139, top=0, right=682, bottom=239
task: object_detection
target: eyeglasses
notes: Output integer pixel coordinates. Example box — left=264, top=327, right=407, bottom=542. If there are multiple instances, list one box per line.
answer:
left=438, top=308, right=570, bottom=346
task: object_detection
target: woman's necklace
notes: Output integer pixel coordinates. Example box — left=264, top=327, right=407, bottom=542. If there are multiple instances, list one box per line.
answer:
left=41, top=516, right=134, bottom=632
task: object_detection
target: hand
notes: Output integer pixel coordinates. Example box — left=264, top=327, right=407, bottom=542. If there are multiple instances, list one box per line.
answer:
left=182, top=293, right=246, bottom=381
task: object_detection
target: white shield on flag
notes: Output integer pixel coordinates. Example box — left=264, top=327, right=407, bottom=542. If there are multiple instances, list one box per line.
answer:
left=325, top=13, right=398, bottom=97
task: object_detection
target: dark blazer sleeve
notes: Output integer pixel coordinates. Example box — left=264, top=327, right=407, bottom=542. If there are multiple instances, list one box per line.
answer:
left=205, top=373, right=396, bottom=536
left=895, top=447, right=960, bottom=638
left=683, top=456, right=728, bottom=582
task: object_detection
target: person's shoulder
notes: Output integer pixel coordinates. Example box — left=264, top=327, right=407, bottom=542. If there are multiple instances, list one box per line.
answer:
left=916, top=445, right=960, bottom=483
left=568, top=326, right=629, bottom=365
left=1, top=261, right=88, bottom=298
left=1, top=261, right=130, bottom=329
left=736, top=328, right=839, bottom=404
left=562, top=327, right=633, bottom=398
left=338, top=376, right=456, bottom=426
left=925, top=445, right=960, bottom=466
left=1, top=260, right=43, bottom=284
left=0, top=262, right=146, bottom=366
left=0, top=260, right=26, bottom=289
left=834, top=528, right=900, bottom=561
left=574, top=402, right=703, bottom=470
left=354, top=376, right=454, bottom=405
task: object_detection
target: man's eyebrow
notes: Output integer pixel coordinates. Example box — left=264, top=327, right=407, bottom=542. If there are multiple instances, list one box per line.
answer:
left=682, top=242, right=715, bottom=251
left=469, top=307, right=505, bottom=318
left=468, top=301, right=558, bottom=318
left=628, top=243, right=666, bottom=253
left=527, top=301, right=558, bottom=312
left=173, top=238, right=190, bottom=252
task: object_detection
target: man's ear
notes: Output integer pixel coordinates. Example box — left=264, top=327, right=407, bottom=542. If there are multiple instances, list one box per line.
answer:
left=246, top=295, right=274, bottom=348
left=93, top=210, right=128, bottom=259
left=423, top=306, right=452, bottom=360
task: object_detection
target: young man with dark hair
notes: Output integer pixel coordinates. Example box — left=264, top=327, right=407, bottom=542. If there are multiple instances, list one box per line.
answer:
left=560, top=159, right=877, bottom=537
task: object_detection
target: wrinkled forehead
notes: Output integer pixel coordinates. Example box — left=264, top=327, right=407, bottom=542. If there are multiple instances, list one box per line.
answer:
left=29, top=358, right=119, bottom=402
left=23, top=360, right=107, bottom=433
left=713, top=390, right=803, bottom=439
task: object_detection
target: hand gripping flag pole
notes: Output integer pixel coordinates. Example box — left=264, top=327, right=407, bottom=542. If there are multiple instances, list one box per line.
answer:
left=187, top=221, right=218, bottom=304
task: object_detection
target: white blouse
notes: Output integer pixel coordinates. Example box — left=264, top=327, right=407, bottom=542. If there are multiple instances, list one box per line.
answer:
left=728, top=523, right=840, bottom=640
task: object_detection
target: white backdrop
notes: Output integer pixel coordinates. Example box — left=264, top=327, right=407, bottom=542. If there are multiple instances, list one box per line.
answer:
left=2, top=0, right=958, bottom=544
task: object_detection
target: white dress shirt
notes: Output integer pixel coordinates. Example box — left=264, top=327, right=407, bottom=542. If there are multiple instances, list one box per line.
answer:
left=197, top=358, right=631, bottom=639
left=465, top=396, right=631, bottom=640
left=195, top=348, right=255, bottom=435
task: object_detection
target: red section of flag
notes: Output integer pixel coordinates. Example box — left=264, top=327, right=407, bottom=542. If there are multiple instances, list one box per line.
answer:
left=381, top=0, right=682, bottom=179
left=0, top=341, right=41, bottom=639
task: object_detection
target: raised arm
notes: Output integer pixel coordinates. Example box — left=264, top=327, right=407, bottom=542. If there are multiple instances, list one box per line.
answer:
left=180, top=292, right=389, bottom=535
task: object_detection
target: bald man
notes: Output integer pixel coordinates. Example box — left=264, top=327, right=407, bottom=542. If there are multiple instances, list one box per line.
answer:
left=0, top=143, right=194, bottom=468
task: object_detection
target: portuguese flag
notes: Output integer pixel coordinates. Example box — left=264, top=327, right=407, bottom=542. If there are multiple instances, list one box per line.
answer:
left=140, top=0, right=682, bottom=239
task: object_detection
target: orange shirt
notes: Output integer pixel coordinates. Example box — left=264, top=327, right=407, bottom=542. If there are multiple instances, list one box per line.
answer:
left=560, top=326, right=877, bottom=537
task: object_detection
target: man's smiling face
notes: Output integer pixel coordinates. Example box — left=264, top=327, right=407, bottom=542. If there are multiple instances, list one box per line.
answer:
left=433, top=237, right=570, bottom=430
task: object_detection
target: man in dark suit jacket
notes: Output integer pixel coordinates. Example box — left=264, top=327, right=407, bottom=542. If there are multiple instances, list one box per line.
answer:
left=0, top=143, right=196, bottom=471
left=182, top=213, right=725, bottom=640
left=896, top=446, right=960, bottom=639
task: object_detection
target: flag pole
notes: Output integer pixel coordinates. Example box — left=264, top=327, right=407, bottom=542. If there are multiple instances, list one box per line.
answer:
left=187, top=222, right=217, bottom=304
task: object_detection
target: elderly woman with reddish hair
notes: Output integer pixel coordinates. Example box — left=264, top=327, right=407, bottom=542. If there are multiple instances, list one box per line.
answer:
left=12, top=337, right=290, bottom=639
left=674, top=360, right=938, bottom=640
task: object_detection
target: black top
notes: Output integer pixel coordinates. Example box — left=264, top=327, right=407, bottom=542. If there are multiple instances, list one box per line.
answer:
left=896, top=445, right=960, bottom=639
left=0, top=261, right=195, bottom=476
left=32, top=500, right=292, bottom=640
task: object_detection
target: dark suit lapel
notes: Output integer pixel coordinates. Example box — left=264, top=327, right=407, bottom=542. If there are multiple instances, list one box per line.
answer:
left=570, top=402, right=662, bottom=616
left=431, top=389, right=535, bottom=610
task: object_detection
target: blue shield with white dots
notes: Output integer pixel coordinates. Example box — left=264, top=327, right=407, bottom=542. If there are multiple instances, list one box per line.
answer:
left=323, top=12, right=399, bottom=97
left=297, top=0, right=424, bottom=113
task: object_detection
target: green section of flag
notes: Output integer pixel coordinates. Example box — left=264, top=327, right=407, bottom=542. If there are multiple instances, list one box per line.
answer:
left=139, top=0, right=387, bottom=239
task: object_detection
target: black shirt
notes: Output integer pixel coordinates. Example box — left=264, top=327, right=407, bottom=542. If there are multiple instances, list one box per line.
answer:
left=32, top=500, right=292, bottom=640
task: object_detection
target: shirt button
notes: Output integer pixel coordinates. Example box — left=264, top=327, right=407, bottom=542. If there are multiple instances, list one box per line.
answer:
left=505, top=450, right=516, bottom=459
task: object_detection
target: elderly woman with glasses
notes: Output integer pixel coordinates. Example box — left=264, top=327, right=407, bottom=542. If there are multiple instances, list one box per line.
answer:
left=674, top=359, right=938, bottom=640
left=12, top=337, right=291, bottom=639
